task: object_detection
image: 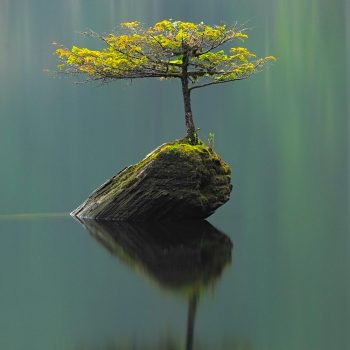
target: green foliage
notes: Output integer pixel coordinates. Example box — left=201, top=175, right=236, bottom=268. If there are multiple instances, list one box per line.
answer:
left=208, top=132, right=215, bottom=149
left=55, top=19, right=276, bottom=88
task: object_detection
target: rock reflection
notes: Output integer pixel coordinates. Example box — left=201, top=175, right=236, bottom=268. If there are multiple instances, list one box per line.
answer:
left=77, top=219, right=233, bottom=350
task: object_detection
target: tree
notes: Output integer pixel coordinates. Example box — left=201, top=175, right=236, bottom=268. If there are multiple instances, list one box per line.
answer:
left=55, top=20, right=275, bottom=144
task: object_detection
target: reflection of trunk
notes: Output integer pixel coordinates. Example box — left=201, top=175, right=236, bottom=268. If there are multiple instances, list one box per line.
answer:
left=181, top=77, right=196, bottom=143
left=186, top=293, right=198, bottom=350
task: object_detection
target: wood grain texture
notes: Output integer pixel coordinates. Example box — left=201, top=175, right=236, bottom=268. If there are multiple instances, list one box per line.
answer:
left=71, top=142, right=232, bottom=221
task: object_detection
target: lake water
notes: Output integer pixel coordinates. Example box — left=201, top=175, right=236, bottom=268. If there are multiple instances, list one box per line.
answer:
left=0, top=0, right=349, bottom=349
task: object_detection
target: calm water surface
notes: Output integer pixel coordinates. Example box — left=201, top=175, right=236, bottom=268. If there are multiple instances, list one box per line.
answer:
left=0, top=214, right=348, bottom=350
left=0, top=0, right=348, bottom=349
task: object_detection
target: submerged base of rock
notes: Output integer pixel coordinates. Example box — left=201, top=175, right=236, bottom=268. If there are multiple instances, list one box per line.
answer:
left=71, top=140, right=232, bottom=221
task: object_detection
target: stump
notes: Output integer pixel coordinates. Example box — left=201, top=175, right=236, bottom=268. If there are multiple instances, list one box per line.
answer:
left=71, top=140, right=232, bottom=221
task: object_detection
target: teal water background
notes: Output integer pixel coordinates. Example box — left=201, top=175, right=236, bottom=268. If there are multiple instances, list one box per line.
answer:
left=0, top=0, right=349, bottom=349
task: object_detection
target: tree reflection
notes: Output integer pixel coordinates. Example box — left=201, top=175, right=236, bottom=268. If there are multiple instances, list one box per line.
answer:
left=76, top=219, right=233, bottom=350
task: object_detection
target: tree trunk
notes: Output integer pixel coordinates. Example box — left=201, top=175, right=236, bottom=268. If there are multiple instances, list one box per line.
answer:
left=181, top=49, right=197, bottom=144
left=181, top=78, right=196, bottom=143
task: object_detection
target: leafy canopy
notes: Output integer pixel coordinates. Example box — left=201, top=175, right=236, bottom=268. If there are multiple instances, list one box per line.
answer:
left=55, top=19, right=275, bottom=90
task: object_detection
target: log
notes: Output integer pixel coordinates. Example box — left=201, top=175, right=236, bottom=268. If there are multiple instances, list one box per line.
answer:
left=71, top=140, right=232, bottom=221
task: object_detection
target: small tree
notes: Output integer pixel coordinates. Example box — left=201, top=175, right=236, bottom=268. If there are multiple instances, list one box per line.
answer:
left=55, top=20, right=275, bottom=144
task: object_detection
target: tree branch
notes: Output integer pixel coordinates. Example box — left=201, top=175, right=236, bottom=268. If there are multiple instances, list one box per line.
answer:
left=189, top=77, right=245, bottom=91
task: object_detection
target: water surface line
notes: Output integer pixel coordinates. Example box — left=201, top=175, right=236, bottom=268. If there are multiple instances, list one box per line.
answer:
left=0, top=212, right=69, bottom=221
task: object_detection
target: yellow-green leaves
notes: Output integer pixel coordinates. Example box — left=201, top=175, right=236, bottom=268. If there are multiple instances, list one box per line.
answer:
left=56, top=42, right=149, bottom=76
left=198, top=50, right=228, bottom=63
left=154, top=19, right=174, bottom=32
left=54, top=19, right=275, bottom=86
left=120, top=21, right=141, bottom=29
left=234, top=32, right=248, bottom=40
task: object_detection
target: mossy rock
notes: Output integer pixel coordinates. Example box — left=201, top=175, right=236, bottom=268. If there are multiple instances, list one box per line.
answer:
left=71, top=140, right=232, bottom=221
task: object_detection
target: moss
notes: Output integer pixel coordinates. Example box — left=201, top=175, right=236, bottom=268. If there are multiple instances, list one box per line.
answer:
left=163, top=142, right=208, bottom=154
left=117, top=139, right=225, bottom=191
left=73, top=138, right=232, bottom=220
left=158, top=139, right=224, bottom=165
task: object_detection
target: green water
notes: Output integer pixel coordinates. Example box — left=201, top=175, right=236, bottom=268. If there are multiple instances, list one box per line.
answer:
left=0, top=0, right=349, bottom=349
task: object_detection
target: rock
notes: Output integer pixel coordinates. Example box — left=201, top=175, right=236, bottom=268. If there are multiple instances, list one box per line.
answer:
left=71, top=140, right=232, bottom=221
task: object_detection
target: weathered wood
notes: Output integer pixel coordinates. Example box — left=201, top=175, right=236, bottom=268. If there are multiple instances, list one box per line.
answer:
left=71, top=141, right=232, bottom=221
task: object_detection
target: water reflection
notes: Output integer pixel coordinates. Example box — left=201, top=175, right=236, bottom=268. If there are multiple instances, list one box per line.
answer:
left=77, top=219, right=233, bottom=350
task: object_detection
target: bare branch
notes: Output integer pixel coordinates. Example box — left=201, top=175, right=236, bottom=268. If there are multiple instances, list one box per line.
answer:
left=189, top=77, right=245, bottom=91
